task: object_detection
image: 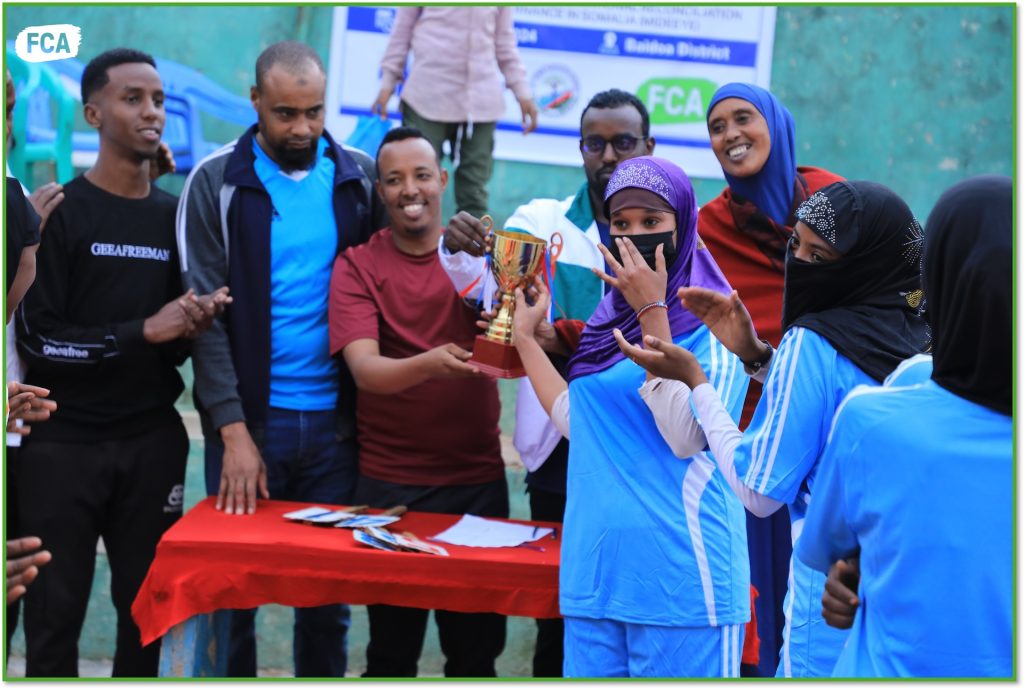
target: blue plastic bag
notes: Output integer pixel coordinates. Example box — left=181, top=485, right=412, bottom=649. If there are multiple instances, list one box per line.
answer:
left=345, top=115, right=394, bottom=157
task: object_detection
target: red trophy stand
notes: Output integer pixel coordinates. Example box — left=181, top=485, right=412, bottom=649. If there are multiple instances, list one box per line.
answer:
left=470, top=292, right=528, bottom=378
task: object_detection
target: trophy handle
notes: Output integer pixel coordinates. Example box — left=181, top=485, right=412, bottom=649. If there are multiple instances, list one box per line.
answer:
left=549, top=231, right=564, bottom=263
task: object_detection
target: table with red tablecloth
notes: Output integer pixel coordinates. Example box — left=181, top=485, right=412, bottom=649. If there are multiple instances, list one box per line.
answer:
left=131, top=497, right=560, bottom=675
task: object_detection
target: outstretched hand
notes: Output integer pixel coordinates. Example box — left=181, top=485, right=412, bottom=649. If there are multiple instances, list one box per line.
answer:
left=678, top=287, right=765, bottom=363
left=613, top=328, right=708, bottom=388
left=595, top=237, right=666, bottom=312
left=422, top=343, right=481, bottom=379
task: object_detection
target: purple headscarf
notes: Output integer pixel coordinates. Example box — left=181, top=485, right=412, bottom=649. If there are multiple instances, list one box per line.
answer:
left=567, top=156, right=733, bottom=381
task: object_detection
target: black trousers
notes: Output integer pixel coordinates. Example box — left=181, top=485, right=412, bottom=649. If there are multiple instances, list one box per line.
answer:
left=354, top=474, right=509, bottom=678
left=6, top=444, right=21, bottom=662
left=528, top=484, right=566, bottom=678
left=17, top=418, right=189, bottom=677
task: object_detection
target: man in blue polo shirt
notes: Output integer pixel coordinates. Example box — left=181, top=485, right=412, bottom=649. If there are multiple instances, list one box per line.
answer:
left=178, top=41, right=387, bottom=677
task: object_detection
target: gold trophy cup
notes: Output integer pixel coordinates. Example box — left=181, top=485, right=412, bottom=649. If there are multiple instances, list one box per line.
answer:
left=469, top=218, right=549, bottom=378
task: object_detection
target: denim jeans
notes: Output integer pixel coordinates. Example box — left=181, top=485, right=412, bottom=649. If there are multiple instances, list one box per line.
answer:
left=204, top=407, right=358, bottom=677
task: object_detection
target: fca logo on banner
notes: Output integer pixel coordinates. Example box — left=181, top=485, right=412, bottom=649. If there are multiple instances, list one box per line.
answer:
left=15, top=24, right=82, bottom=63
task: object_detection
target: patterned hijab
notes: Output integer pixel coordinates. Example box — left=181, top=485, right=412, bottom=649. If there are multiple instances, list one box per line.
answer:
left=782, top=180, right=930, bottom=382
left=923, top=176, right=1011, bottom=415
left=567, top=157, right=732, bottom=381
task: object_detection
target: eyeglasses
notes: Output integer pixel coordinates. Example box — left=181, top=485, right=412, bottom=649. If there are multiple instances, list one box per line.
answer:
left=580, top=134, right=645, bottom=156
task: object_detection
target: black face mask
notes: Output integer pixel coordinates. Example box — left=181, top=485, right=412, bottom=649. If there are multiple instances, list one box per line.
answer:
left=605, top=231, right=678, bottom=271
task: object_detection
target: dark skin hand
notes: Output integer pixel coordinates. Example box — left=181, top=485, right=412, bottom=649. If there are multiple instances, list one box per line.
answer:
left=6, top=536, right=51, bottom=605
left=822, top=556, right=861, bottom=629
left=613, top=330, right=709, bottom=389
left=142, top=287, right=232, bottom=344
left=6, top=382, right=58, bottom=435
left=444, top=211, right=493, bottom=257
left=150, top=141, right=176, bottom=180
left=475, top=284, right=567, bottom=355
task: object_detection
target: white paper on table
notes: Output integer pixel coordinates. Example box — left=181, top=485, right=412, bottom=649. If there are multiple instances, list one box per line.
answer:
left=430, top=514, right=554, bottom=548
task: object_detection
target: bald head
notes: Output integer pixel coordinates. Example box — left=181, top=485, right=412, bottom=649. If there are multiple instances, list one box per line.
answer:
left=255, top=41, right=324, bottom=92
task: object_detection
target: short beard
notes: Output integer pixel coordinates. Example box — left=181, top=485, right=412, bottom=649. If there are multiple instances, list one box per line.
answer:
left=272, top=139, right=318, bottom=172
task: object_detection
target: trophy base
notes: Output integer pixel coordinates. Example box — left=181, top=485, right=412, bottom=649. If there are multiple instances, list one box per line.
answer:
left=469, top=335, right=525, bottom=379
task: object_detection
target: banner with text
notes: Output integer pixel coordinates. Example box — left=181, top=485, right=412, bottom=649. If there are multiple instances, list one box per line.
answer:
left=326, top=6, right=776, bottom=178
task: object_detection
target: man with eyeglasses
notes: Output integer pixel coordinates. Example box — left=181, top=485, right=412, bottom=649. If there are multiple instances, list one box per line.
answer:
left=437, top=88, right=654, bottom=678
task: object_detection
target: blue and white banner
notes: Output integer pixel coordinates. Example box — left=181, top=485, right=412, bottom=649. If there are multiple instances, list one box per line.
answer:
left=326, top=6, right=776, bottom=178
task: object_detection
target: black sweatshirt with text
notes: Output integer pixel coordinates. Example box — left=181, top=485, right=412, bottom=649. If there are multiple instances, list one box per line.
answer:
left=16, top=175, right=188, bottom=442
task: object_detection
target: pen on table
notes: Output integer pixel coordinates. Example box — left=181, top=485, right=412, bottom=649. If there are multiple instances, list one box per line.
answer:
left=531, top=526, right=538, bottom=539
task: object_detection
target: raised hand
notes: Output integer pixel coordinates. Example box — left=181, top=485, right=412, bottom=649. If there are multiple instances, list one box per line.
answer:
left=27, top=182, right=64, bottom=232
left=444, top=211, right=493, bottom=257
left=613, top=328, right=708, bottom=388
left=512, top=276, right=551, bottom=346
left=595, top=237, right=666, bottom=312
left=150, top=141, right=176, bottom=180
left=678, top=287, right=766, bottom=364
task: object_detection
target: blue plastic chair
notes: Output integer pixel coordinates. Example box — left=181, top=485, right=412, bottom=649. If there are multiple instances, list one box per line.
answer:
left=6, top=47, right=75, bottom=184
left=7, top=45, right=253, bottom=176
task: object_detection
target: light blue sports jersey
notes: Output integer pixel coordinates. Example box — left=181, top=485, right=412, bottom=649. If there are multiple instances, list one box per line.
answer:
left=253, top=137, right=339, bottom=411
left=797, top=380, right=1011, bottom=677
left=883, top=353, right=933, bottom=387
left=562, top=324, right=750, bottom=628
left=733, top=327, right=876, bottom=677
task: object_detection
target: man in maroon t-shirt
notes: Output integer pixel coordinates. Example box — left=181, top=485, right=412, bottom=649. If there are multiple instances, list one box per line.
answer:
left=328, top=127, right=507, bottom=678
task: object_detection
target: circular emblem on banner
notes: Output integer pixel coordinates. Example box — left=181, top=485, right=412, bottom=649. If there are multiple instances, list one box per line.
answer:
left=531, top=65, right=579, bottom=117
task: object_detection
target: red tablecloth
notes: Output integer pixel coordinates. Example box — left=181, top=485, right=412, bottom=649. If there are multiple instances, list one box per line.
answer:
left=132, top=497, right=561, bottom=646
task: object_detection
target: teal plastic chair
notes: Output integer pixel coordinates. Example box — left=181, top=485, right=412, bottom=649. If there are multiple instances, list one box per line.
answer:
left=7, top=47, right=76, bottom=185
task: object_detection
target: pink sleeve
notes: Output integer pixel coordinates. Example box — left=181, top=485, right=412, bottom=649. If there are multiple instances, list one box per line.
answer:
left=493, top=7, right=531, bottom=101
left=378, top=6, right=421, bottom=90
left=329, top=251, right=380, bottom=356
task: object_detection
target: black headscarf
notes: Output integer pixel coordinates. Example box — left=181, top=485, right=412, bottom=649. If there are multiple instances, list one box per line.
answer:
left=782, top=180, right=929, bottom=382
left=922, top=175, right=1011, bottom=416
left=5, top=176, right=41, bottom=293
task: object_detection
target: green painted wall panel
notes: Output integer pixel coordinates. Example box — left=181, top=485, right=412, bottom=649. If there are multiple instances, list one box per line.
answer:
left=5, top=4, right=1012, bottom=222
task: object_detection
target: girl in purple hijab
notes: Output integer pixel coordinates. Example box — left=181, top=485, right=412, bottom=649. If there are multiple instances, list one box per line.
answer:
left=510, top=156, right=751, bottom=678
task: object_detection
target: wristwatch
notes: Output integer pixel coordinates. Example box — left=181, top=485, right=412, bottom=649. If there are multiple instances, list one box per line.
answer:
left=742, top=339, right=774, bottom=373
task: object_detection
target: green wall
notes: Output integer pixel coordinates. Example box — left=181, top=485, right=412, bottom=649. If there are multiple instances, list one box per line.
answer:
left=5, top=4, right=1014, bottom=222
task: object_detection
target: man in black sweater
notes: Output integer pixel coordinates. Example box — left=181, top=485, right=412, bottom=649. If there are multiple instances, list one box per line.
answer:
left=14, top=48, right=228, bottom=678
